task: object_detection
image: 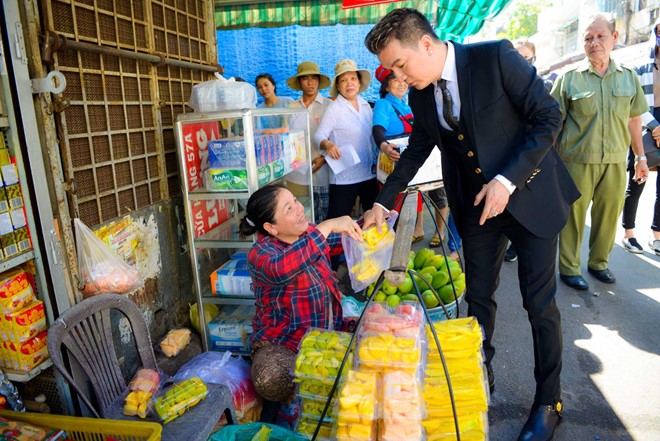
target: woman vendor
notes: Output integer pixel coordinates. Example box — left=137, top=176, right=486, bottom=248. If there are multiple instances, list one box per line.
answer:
left=238, top=183, right=362, bottom=415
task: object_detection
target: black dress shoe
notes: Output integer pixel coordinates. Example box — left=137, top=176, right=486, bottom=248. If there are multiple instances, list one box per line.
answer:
left=587, top=267, right=616, bottom=284
left=559, top=274, right=589, bottom=290
left=517, top=402, right=563, bottom=441
left=486, top=364, right=494, bottom=393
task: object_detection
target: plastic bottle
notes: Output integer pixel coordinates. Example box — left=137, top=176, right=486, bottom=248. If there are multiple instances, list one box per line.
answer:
left=0, top=369, right=25, bottom=411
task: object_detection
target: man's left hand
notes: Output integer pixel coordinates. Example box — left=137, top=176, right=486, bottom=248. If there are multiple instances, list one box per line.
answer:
left=474, top=180, right=510, bottom=225
left=634, top=159, right=650, bottom=184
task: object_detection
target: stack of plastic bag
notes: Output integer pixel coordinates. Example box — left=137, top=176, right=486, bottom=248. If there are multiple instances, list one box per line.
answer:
left=423, top=317, right=489, bottom=440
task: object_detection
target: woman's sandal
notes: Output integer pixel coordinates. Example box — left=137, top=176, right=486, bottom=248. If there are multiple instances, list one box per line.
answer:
left=412, top=235, right=425, bottom=244
left=429, top=236, right=441, bottom=248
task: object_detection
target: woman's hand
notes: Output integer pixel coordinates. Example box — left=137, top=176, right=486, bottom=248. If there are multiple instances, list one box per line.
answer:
left=317, top=216, right=363, bottom=241
left=380, top=142, right=401, bottom=162
left=321, top=140, right=341, bottom=160
left=653, top=125, right=660, bottom=147
left=311, top=156, right=326, bottom=173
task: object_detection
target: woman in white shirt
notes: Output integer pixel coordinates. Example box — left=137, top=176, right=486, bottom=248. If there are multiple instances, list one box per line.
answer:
left=315, top=59, right=379, bottom=220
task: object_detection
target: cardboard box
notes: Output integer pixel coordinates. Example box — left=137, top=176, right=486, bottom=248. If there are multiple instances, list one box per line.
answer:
left=13, top=226, right=31, bottom=253
left=3, top=330, right=48, bottom=371
left=5, top=183, right=23, bottom=210
left=0, top=163, right=18, bottom=186
left=208, top=305, right=255, bottom=353
left=0, top=187, right=9, bottom=213
left=0, top=269, right=35, bottom=314
left=9, top=208, right=26, bottom=229
left=1, top=231, right=17, bottom=259
left=4, top=300, right=46, bottom=342
left=210, top=259, right=254, bottom=296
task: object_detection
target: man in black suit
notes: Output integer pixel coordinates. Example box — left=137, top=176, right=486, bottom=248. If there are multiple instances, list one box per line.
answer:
left=363, top=9, right=580, bottom=441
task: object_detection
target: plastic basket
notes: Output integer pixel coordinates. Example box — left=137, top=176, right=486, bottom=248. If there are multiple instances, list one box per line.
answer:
left=427, top=292, right=464, bottom=322
left=0, top=410, right=162, bottom=441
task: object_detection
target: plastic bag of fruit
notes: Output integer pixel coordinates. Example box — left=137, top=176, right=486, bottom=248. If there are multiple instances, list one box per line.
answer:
left=171, top=351, right=262, bottom=424
left=151, top=376, right=208, bottom=424
left=74, top=218, right=143, bottom=297
left=342, top=212, right=398, bottom=292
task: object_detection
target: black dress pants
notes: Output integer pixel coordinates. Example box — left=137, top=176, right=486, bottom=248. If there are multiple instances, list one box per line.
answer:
left=461, top=207, right=562, bottom=406
left=622, top=166, right=660, bottom=232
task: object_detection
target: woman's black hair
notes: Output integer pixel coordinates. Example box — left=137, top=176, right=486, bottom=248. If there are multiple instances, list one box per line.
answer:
left=379, top=73, right=396, bottom=98
left=255, top=73, right=277, bottom=94
left=238, top=183, right=286, bottom=238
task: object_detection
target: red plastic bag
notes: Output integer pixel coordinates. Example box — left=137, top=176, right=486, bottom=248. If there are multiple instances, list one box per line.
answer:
left=74, top=218, right=143, bottom=297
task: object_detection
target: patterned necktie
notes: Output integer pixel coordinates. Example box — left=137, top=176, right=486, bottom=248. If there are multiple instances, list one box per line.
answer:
left=439, top=79, right=459, bottom=131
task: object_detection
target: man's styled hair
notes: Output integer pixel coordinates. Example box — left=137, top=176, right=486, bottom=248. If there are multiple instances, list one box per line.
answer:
left=515, top=40, right=536, bottom=56
left=365, top=8, right=440, bottom=55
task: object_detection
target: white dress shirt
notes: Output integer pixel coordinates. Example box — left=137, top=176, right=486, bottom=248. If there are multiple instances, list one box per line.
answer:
left=433, top=42, right=515, bottom=194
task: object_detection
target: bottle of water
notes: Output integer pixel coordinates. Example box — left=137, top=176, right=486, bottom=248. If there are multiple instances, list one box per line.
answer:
left=0, top=369, right=25, bottom=412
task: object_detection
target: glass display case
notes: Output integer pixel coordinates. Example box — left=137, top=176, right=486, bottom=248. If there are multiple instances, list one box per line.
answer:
left=175, top=107, right=313, bottom=352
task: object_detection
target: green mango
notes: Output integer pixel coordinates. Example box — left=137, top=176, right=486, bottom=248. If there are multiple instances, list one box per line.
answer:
left=420, top=266, right=437, bottom=278
left=432, top=271, right=450, bottom=290
left=414, top=248, right=434, bottom=269
left=421, top=289, right=439, bottom=308
left=438, top=284, right=459, bottom=305
left=401, top=293, right=418, bottom=302
left=426, top=255, right=446, bottom=271
left=413, top=274, right=431, bottom=291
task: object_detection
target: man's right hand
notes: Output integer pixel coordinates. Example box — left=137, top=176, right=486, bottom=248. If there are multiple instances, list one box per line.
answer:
left=362, top=205, right=387, bottom=232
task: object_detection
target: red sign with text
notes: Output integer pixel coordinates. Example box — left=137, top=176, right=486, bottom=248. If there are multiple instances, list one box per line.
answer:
left=342, top=0, right=402, bottom=9
left=181, top=121, right=230, bottom=237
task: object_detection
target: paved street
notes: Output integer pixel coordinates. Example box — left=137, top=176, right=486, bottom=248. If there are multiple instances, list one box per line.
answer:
left=339, top=179, right=659, bottom=440
left=444, top=182, right=660, bottom=441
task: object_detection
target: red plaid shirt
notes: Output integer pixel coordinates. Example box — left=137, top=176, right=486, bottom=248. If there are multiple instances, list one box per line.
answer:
left=248, top=225, right=344, bottom=352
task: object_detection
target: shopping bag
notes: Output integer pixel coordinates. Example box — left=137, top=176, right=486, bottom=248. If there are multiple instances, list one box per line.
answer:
left=74, top=218, right=143, bottom=297
left=342, top=213, right=398, bottom=292
left=188, top=73, right=257, bottom=112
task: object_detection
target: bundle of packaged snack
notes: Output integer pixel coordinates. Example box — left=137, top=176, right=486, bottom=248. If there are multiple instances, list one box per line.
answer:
left=159, top=328, right=191, bottom=358
left=151, top=376, right=208, bottom=424
left=423, top=317, right=489, bottom=440
left=334, top=370, right=378, bottom=441
left=123, top=368, right=162, bottom=418
left=292, top=329, right=353, bottom=440
left=0, top=269, right=48, bottom=372
left=355, top=302, right=425, bottom=375
left=380, top=370, right=424, bottom=441
left=0, top=416, right=66, bottom=441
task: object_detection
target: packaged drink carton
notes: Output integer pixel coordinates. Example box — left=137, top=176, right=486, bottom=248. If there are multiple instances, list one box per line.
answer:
left=209, top=259, right=253, bottom=296
left=208, top=305, right=255, bottom=353
left=0, top=269, right=35, bottom=314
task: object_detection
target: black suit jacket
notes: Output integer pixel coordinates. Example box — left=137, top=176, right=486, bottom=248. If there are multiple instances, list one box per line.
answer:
left=378, top=40, right=580, bottom=239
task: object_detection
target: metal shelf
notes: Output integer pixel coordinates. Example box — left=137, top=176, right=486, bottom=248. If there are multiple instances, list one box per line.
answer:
left=189, top=188, right=251, bottom=201
left=0, top=250, right=35, bottom=273
left=192, top=198, right=313, bottom=248
left=5, top=359, right=53, bottom=383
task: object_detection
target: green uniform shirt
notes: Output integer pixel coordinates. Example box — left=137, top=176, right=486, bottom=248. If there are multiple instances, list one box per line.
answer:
left=551, top=58, right=647, bottom=164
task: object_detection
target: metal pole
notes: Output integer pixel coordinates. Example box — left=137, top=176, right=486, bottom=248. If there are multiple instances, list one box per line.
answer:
left=43, top=32, right=222, bottom=74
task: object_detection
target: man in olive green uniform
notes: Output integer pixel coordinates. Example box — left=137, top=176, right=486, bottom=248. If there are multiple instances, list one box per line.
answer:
left=552, top=14, right=651, bottom=290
